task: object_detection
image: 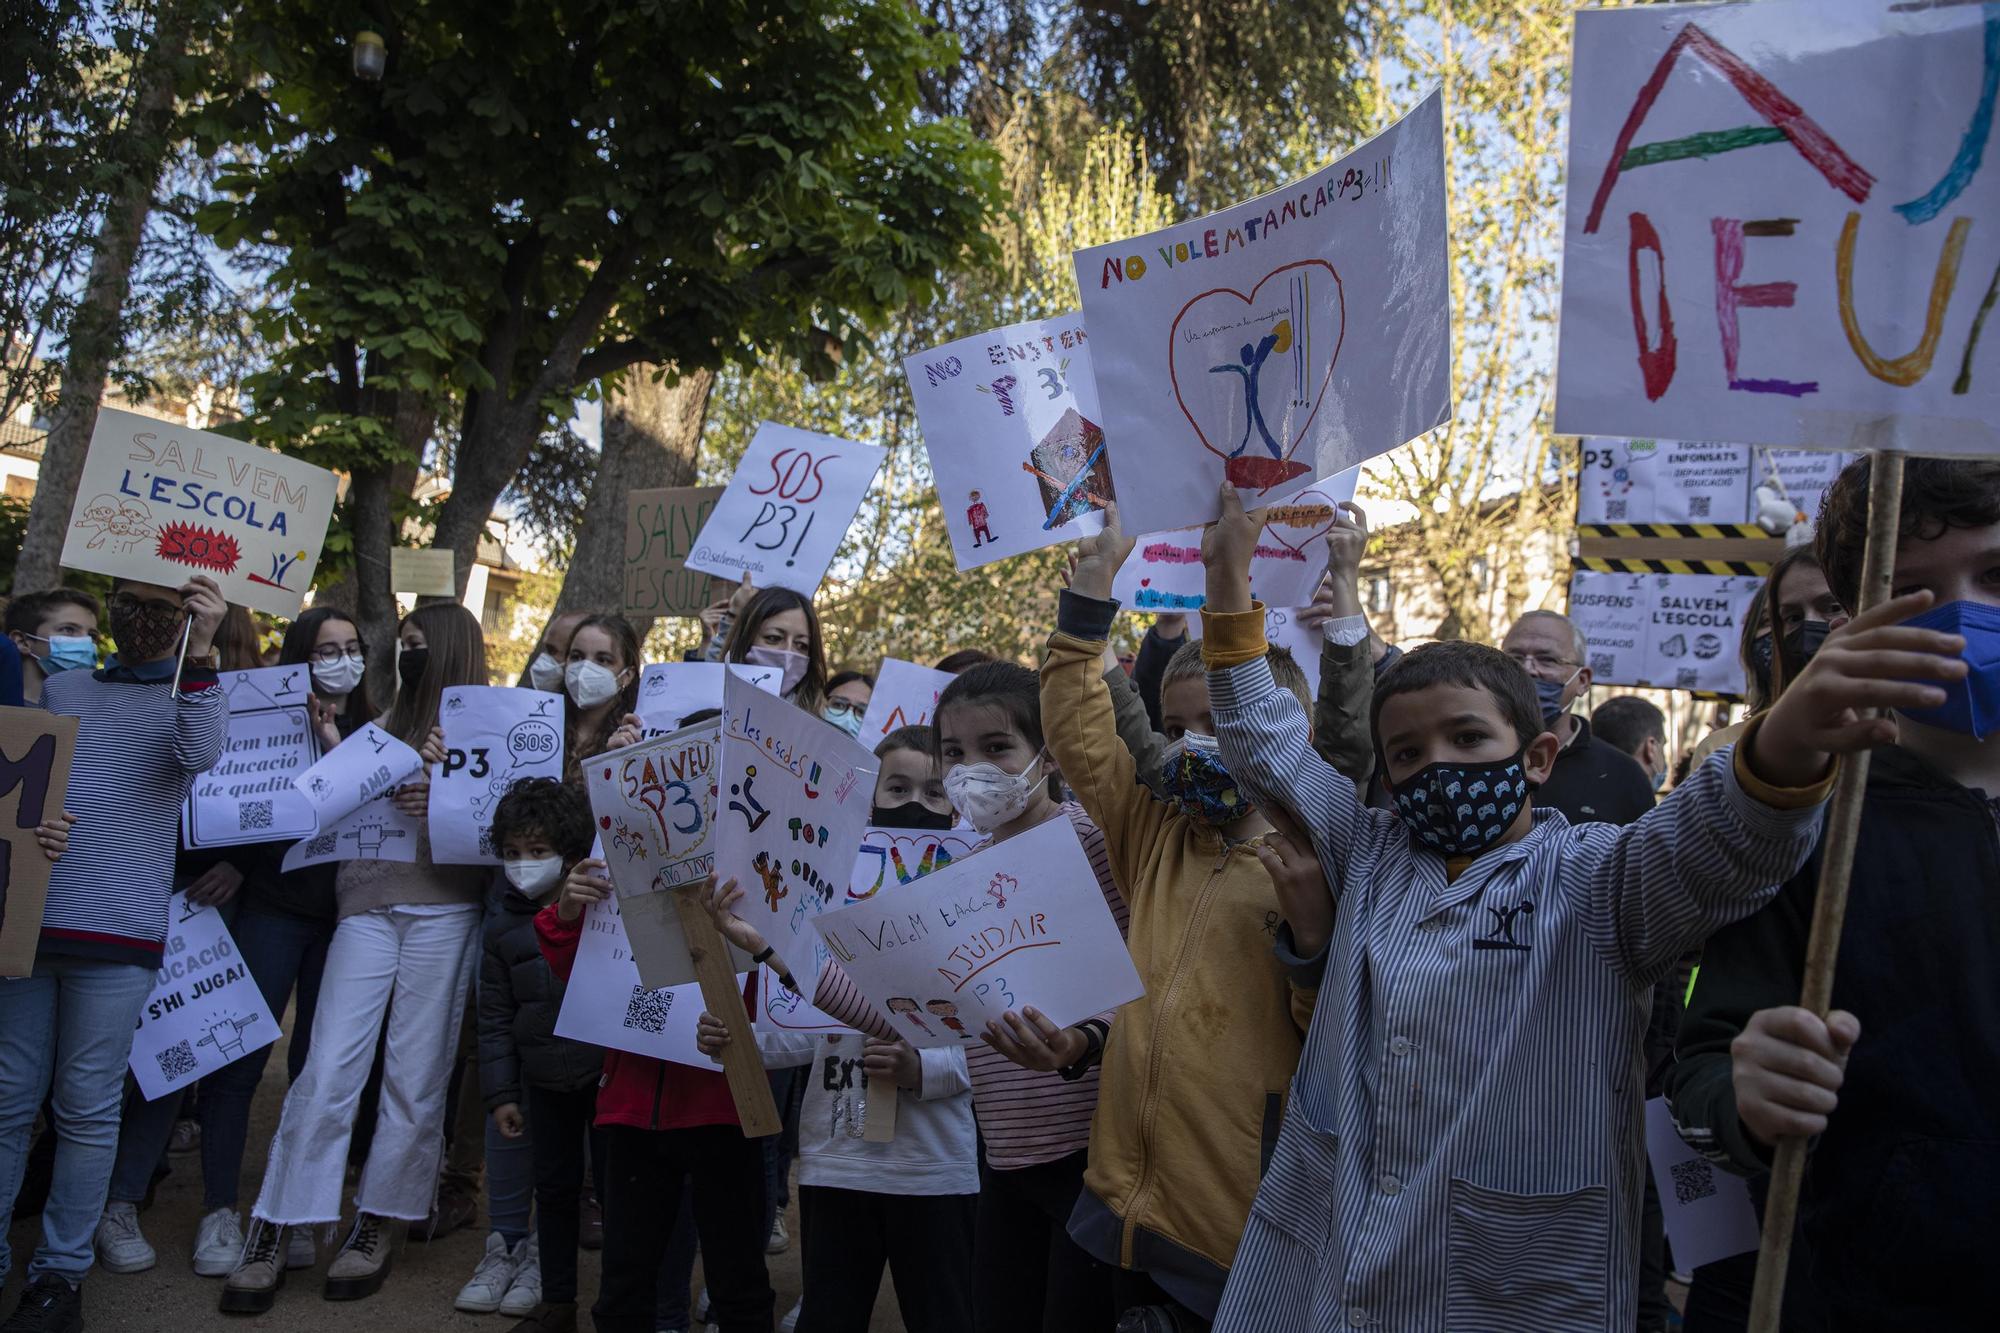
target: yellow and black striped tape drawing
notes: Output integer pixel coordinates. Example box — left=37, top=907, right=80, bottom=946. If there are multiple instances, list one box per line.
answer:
left=1575, top=522, right=1773, bottom=542
left=1575, top=554, right=1771, bottom=577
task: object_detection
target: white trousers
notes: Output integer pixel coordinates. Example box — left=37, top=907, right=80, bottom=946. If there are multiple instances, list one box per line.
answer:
left=251, top=908, right=479, bottom=1225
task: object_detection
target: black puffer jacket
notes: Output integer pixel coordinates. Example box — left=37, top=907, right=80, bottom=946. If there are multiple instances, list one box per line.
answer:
left=478, top=878, right=603, bottom=1110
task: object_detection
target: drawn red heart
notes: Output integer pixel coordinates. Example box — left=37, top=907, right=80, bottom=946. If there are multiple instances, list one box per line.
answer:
left=600, top=815, right=612, bottom=829
left=1140, top=578, right=1152, bottom=588
left=1168, top=258, right=1344, bottom=492
left=1260, top=485, right=1345, bottom=558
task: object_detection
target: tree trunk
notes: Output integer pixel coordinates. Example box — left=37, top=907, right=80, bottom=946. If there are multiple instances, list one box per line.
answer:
left=349, top=396, right=432, bottom=710
left=554, top=364, right=714, bottom=638
left=10, top=3, right=188, bottom=596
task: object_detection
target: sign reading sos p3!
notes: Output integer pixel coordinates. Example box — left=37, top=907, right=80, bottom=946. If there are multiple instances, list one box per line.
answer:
left=685, top=423, right=887, bottom=596
left=60, top=409, right=338, bottom=617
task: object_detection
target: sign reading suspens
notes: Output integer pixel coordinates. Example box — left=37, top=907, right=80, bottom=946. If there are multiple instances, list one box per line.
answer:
left=0, top=710, right=78, bottom=978
left=624, top=485, right=725, bottom=617
left=184, top=667, right=321, bottom=849
left=60, top=409, right=337, bottom=616
left=1075, top=93, right=1450, bottom=533
left=686, top=423, right=887, bottom=595
left=1567, top=570, right=1764, bottom=696
left=1557, top=0, right=2000, bottom=456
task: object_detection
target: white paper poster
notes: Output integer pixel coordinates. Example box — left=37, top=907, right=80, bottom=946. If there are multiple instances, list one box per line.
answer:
left=58, top=408, right=338, bottom=617
left=1263, top=606, right=1323, bottom=700
left=183, top=667, right=320, bottom=849
left=1568, top=570, right=1764, bottom=695
left=1556, top=0, right=2000, bottom=456
left=129, top=894, right=280, bottom=1101
left=905, top=312, right=1114, bottom=570
left=854, top=658, right=955, bottom=748
left=718, top=671, right=878, bottom=985
left=1645, top=1098, right=1760, bottom=1271
left=1577, top=441, right=1852, bottom=528
left=290, top=721, right=422, bottom=832
left=1074, top=93, right=1450, bottom=533
left=685, top=422, right=888, bottom=594
left=552, top=895, right=729, bottom=1072
left=635, top=662, right=781, bottom=738
left=811, top=815, right=1143, bottom=1050
left=1110, top=467, right=1360, bottom=613
left=429, top=687, right=567, bottom=864
left=280, top=796, right=422, bottom=871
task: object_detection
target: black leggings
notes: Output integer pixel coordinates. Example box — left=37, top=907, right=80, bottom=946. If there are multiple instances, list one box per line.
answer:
left=971, top=1149, right=1115, bottom=1333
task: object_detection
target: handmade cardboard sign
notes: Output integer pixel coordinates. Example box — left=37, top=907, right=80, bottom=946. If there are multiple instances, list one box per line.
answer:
left=718, top=670, right=877, bottom=985
left=389, top=548, right=456, bottom=597
left=1556, top=0, right=2000, bottom=455
left=686, top=423, right=888, bottom=595
left=854, top=659, right=955, bottom=748
left=128, top=893, right=280, bottom=1101
left=905, top=312, right=1114, bottom=570
left=1568, top=570, right=1764, bottom=695
left=429, top=687, right=567, bottom=864
left=624, top=484, right=725, bottom=617
left=1577, top=440, right=1852, bottom=528
left=1074, top=93, right=1450, bottom=533
left=0, top=709, right=78, bottom=978
left=551, top=894, right=730, bottom=1071
left=291, top=721, right=422, bottom=832
left=1110, top=467, right=1360, bottom=613
left=811, top=815, right=1143, bottom=1050
left=58, top=408, right=338, bottom=616
left=183, top=667, right=321, bottom=849
left=1645, top=1097, right=1759, bottom=1271
left=583, top=720, right=752, bottom=988
left=634, top=662, right=781, bottom=738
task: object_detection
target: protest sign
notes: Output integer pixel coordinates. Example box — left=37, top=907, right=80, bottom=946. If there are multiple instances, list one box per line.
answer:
left=812, top=815, right=1143, bottom=1050
left=1556, top=0, right=2000, bottom=456
left=58, top=408, right=338, bottom=617
left=291, top=721, right=422, bottom=832
left=429, top=687, right=567, bottom=864
left=183, top=667, right=320, bottom=849
left=584, top=720, right=753, bottom=988
left=551, top=895, right=730, bottom=1071
left=1263, top=606, right=1323, bottom=700
left=1645, top=1097, right=1759, bottom=1271
left=635, top=662, right=781, bottom=738
left=128, top=893, right=279, bottom=1101
left=718, top=670, right=877, bottom=984
left=1578, top=441, right=1852, bottom=528
left=1568, top=570, right=1764, bottom=695
left=624, top=485, right=724, bottom=617
left=854, top=659, right=955, bottom=747
left=280, top=796, right=422, bottom=871
left=1110, top=467, right=1360, bottom=613
left=905, top=312, right=1114, bottom=570
left=0, top=710, right=77, bottom=978
left=686, top=423, right=887, bottom=595
left=389, top=548, right=456, bottom=597
left=1074, top=93, right=1450, bottom=533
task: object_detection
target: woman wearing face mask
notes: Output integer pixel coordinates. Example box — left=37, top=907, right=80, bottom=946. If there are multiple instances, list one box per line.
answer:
left=822, top=670, right=874, bottom=740
left=710, top=581, right=829, bottom=716
left=226, top=604, right=491, bottom=1313
left=525, top=611, right=587, bottom=695
left=560, top=615, right=642, bottom=784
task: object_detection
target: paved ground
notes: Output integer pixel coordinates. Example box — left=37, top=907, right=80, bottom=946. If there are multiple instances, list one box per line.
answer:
left=4, top=1021, right=906, bottom=1332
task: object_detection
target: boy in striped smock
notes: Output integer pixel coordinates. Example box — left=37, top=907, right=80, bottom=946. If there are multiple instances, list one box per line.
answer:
left=1192, top=485, right=1967, bottom=1332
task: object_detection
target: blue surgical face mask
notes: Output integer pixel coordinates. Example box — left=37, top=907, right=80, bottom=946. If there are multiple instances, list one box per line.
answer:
left=1534, top=668, right=1581, bottom=727
left=28, top=634, right=97, bottom=674
left=822, top=702, right=865, bottom=738
left=1158, top=732, right=1247, bottom=826
left=1897, top=600, right=2000, bottom=740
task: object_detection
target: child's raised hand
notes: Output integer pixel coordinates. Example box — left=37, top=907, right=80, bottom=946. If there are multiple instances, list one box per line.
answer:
left=703, top=875, right=770, bottom=955
left=1200, top=483, right=1269, bottom=612
left=1731, top=1005, right=1861, bottom=1147
left=695, top=1010, right=732, bottom=1057
left=493, top=1102, right=525, bottom=1139
left=557, top=857, right=612, bottom=922
left=1326, top=501, right=1369, bottom=581
left=419, top=723, right=447, bottom=766
left=1068, top=502, right=1136, bottom=602
left=1254, top=804, right=1333, bottom=957
left=982, top=1006, right=1087, bottom=1072
left=34, top=811, right=76, bottom=863
left=1749, top=591, right=1968, bottom=788
left=863, top=1037, right=922, bottom=1091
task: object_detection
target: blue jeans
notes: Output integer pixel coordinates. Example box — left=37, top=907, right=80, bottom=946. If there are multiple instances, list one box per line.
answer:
left=104, top=905, right=333, bottom=1211
left=0, top=955, right=158, bottom=1282
left=486, top=1101, right=536, bottom=1244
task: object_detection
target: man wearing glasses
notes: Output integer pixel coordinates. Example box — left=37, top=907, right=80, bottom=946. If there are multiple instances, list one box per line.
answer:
left=1499, top=609, right=1656, bottom=826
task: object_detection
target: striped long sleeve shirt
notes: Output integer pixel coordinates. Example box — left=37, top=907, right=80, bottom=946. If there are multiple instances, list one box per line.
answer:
left=1203, top=615, right=1830, bottom=1333
left=40, top=663, right=228, bottom=968
left=814, top=801, right=1129, bottom=1170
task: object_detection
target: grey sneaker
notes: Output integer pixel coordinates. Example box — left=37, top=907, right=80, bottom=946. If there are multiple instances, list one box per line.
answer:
left=192, top=1206, right=245, bottom=1277
left=323, top=1213, right=394, bottom=1301
left=219, top=1220, right=286, bottom=1314
left=498, top=1235, right=541, bottom=1317
left=93, top=1202, right=156, bottom=1274
left=453, top=1232, right=518, bottom=1314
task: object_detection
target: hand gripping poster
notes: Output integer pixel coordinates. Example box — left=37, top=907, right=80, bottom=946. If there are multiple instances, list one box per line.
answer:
left=279, top=721, right=426, bottom=872
left=904, top=312, right=1114, bottom=570
left=1111, top=467, right=1362, bottom=613
left=1556, top=0, right=2000, bottom=456
left=1074, top=93, right=1451, bottom=534
left=428, top=687, right=567, bottom=864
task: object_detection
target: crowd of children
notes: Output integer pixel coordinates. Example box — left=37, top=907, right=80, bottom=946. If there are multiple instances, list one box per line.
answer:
left=0, top=454, right=1992, bottom=1333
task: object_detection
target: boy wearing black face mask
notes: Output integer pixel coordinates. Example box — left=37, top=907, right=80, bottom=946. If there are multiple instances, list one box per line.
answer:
left=1667, top=457, right=2000, bottom=1329
left=1194, top=484, right=1963, bottom=1332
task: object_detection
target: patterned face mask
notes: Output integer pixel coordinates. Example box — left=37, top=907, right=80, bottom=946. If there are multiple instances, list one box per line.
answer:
left=1389, top=754, right=1530, bottom=857
left=1158, top=732, right=1247, bottom=827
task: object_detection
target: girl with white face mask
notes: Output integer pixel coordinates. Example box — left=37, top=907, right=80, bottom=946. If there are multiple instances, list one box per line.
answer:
left=560, top=614, right=641, bottom=785
left=526, top=611, right=586, bottom=695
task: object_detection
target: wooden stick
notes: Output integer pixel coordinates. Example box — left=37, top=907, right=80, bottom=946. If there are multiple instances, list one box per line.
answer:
left=671, top=884, right=782, bottom=1138
left=863, top=1073, right=899, bottom=1142
left=1747, top=451, right=1904, bottom=1333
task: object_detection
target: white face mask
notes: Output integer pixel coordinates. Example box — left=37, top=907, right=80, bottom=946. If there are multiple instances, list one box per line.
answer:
left=565, top=660, right=625, bottom=710
left=528, top=652, right=564, bottom=692
left=942, top=753, right=1045, bottom=832
left=745, top=645, right=809, bottom=696
left=311, top=652, right=366, bottom=696
left=504, top=856, right=565, bottom=896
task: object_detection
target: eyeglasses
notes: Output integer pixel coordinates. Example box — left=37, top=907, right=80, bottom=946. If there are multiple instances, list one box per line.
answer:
left=1503, top=650, right=1577, bottom=673
left=824, top=698, right=865, bottom=719
left=310, top=642, right=366, bottom=666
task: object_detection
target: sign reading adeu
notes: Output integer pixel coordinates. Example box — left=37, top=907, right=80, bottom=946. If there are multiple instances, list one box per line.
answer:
left=624, top=485, right=724, bottom=617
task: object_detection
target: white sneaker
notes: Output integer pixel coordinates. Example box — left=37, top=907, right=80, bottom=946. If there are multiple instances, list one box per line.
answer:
left=285, top=1223, right=318, bottom=1271
left=454, top=1231, right=520, bottom=1313
left=498, top=1234, right=540, bottom=1316
left=780, top=1296, right=803, bottom=1332
left=766, top=1214, right=789, bottom=1255
left=192, top=1206, right=245, bottom=1277
left=694, top=1288, right=711, bottom=1323
left=94, top=1201, right=157, bottom=1274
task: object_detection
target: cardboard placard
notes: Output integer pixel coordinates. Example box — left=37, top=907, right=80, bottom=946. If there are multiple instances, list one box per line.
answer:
left=0, top=709, right=79, bottom=978
left=685, top=423, right=888, bottom=595
left=183, top=667, right=320, bottom=849
left=128, top=893, right=280, bottom=1101
left=389, top=548, right=457, bottom=597
left=429, top=687, right=567, bottom=864
left=624, top=484, right=725, bottom=617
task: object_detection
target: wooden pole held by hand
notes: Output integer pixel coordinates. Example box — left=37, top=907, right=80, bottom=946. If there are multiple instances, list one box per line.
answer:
left=864, top=1074, right=899, bottom=1142
left=672, top=885, right=781, bottom=1138
left=1747, top=451, right=1904, bottom=1333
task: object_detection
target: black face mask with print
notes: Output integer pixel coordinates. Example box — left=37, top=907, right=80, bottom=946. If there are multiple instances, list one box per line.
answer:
left=110, top=599, right=185, bottom=663
left=1389, top=753, right=1531, bottom=857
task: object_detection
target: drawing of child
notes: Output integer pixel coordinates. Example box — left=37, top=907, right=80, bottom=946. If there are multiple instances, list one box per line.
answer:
left=967, top=491, right=995, bottom=548
left=885, top=996, right=933, bottom=1037
left=924, top=999, right=968, bottom=1037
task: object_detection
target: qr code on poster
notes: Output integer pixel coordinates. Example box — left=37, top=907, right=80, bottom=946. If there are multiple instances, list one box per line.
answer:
left=623, top=986, right=673, bottom=1034
left=1670, top=1157, right=1718, bottom=1206
left=1688, top=495, right=1711, bottom=519
left=238, top=800, right=274, bottom=832
left=1676, top=668, right=1700, bottom=690
left=155, top=1040, right=199, bottom=1084
left=1590, top=653, right=1615, bottom=676
left=1606, top=500, right=1628, bottom=521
